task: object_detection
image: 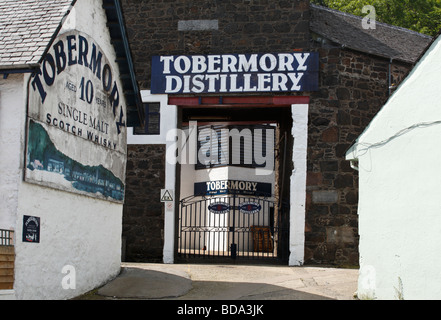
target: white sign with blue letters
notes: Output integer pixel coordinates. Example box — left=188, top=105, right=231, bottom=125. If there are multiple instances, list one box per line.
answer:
left=25, top=30, right=127, bottom=203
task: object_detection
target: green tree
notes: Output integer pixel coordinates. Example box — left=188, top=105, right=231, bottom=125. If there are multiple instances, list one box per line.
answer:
left=311, top=0, right=441, bottom=36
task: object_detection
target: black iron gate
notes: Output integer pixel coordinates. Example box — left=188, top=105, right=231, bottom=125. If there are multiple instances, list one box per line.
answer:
left=178, top=193, right=289, bottom=262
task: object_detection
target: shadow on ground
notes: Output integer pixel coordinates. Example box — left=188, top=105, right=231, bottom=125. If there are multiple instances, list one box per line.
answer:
left=75, top=267, right=335, bottom=300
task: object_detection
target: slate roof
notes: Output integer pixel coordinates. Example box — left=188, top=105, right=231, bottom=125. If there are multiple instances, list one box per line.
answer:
left=0, top=0, right=74, bottom=68
left=0, top=0, right=143, bottom=125
left=310, top=3, right=433, bottom=63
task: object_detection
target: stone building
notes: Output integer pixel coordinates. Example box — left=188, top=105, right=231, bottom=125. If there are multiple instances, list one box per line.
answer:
left=305, top=4, right=431, bottom=265
left=120, top=1, right=431, bottom=266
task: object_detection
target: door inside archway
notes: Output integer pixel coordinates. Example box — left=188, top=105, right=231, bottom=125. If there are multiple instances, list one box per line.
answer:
left=175, top=97, right=295, bottom=263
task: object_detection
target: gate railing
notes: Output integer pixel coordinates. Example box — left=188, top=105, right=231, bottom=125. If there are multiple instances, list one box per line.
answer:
left=178, top=193, right=289, bottom=261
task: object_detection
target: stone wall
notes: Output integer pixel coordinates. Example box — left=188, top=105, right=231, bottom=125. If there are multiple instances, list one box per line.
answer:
left=123, top=144, right=166, bottom=262
left=305, top=44, right=412, bottom=265
left=120, top=0, right=414, bottom=265
left=121, top=0, right=310, bottom=89
left=121, top=0, right=311, bottom=262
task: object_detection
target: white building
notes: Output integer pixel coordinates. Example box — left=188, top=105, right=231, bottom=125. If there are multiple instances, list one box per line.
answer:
left=0, top=0, right=141, bottom=299
left=346, top=32, right=441, bottom=299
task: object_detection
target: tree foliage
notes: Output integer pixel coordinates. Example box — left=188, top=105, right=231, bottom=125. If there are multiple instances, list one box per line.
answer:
left=311, top=0, right=441, bottom=36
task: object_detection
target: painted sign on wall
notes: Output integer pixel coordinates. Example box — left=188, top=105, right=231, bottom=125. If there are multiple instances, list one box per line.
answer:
left=151, top=52, right=319, bottom=94
left=25, top=30, right=127, bottom=202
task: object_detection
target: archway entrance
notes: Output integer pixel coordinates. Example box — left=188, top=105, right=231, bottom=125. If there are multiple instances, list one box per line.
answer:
left=173, top=96, right=301, bottom=263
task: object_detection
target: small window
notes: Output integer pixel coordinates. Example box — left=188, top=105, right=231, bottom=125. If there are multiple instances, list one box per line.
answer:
left=133, top=103, right=160, bottom=135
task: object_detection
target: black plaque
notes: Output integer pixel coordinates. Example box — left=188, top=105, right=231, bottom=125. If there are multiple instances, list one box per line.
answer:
left=23, top=215, right=40, bottom=243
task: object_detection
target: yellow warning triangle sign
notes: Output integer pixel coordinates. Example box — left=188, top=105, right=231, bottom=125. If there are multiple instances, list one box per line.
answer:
left=161, top=189, right=173, bottom=202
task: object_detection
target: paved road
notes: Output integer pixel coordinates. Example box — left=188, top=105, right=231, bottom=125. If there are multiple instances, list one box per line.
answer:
left=89, top=262, right=358, bottom=300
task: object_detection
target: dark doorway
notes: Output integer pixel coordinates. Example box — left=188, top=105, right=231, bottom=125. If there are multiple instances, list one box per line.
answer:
left=176, top=98, right=294, bottom=263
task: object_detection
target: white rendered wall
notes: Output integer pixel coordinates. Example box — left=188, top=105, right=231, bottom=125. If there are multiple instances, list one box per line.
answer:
left=347, top=36, right=441, bottom=299
left=15, top=183, right=123, bottom=300
left=180, top=163, right=275, bottom=200
left=0, top=74, right=24, bottom=232
left=127, top=90, right=178, bottom=263
left=0, top=74, right=25, bottom=300
left=1, top=0, right=128, bottom=299
left=289, top=103, right=308, bottom=266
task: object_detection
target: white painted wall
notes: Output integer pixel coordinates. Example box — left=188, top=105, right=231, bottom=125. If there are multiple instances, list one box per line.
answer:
left=0, top=74, right=25, bottom=232
left=0, top=74, right=25, bottom=300
left=180, top=164, right=275, bottom=200
left=347, top=36, right=441, bottom=299
left=15, top=183, right=123, bottom=300
left=127, top=90, right=178, bottom=263
left=0, top=0, right=129, bottom=299
left=289, top=103, right=308, bottom=266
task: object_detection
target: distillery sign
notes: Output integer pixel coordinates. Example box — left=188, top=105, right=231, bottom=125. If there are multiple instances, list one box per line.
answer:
left=194, top=180, right=272, bottom=196
left=151, top=52, right=319, bottom=94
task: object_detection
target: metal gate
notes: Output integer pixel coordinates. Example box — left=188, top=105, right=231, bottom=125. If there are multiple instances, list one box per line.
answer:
left=178, top=193, right=289, bottom=262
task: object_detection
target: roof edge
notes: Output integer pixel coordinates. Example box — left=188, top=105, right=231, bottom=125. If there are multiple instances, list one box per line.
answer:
left=0, top=63, right=40, bottom=72
left=310, top=3, right=433, bottom=40
left=103, top=0, right=144, bottom=127
left=345, top=32, right=441, bottom=162
left=36, top=0, right=78, bottom=65
left=311, top=30, right=415, bottom=64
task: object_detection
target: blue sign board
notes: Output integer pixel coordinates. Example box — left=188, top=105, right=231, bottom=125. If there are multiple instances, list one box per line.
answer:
left=151, top=52, right=319, bottom=94
left=194, top=180, right=272, bottom=196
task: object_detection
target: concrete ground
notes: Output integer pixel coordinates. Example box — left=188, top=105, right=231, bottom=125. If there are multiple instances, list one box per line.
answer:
left=79, top=262, right=359, bottom=300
